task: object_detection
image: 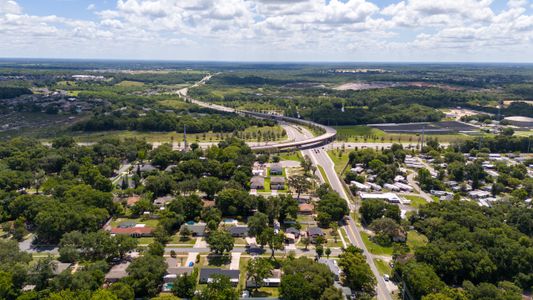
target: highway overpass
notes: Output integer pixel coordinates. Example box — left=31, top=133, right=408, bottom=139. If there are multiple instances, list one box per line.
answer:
left=178, top=88, right=337, bottom=152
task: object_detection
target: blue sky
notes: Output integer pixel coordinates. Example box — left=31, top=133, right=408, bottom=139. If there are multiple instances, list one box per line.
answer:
left=1, top=0, right=532, bottom=62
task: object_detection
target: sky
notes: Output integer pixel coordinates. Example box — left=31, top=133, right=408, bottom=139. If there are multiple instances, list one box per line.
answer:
left=0, top=0, right=532, bottom=62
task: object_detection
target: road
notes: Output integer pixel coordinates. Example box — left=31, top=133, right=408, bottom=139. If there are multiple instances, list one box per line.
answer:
left=302, top=142, right=393, bottom=300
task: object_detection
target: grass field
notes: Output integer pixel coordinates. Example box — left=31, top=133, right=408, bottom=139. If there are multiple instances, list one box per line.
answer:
left=406, top=230, right=428, bottom=252
left=317, top=165, right=330, bottom=185
left=374, top=258, right=392, bottom=275
left=403, top=195, right=428, bottom=208
left=327, top=150, right=350, bottom=175
left=278, top=151, right=302, bottom=162
left=115, top=80, right=145, bottom=87
left=66, top=125, right=287, bottom=143
left=334, top=125, right=473, bottom=144
left=360, top=232, right=393, bottom=256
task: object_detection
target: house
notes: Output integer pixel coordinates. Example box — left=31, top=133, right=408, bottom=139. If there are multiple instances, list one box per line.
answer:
left=252, top=169, right=264, bottom=176
left=383, top=183, right=400, bottom=192
left=270, top=163, right=283, bottom=175
left=394, top=182, right=413, bottom=192
left=285, top=233, right=296, bottom=244
left=468, top=190, right=491, bottom=199
left=126, top=195, right=141, bottom=207
left=52, top=261, right=72, bottom=275
left=298, top=203, right=315, bottom=215
left=246, top=269, right=282, bottom=288
left=367, top=183, right=382, bottom=191
left=164, top=165, right=177, bottom=172
left=285, top=227, right=301, bottom=238
left=394, top=175, right=406, bottom=183
left=199, top=268, right=240, bottom=286
left=228, top=226, right=249, bottom=237
left=307, top=227, right=324, bottom=241
left=350, top=166, right=364, bottom=174
left=137, top=164, right=157, bottom=173
left=250, top=176, right=265, bottom=190
left=105, top=262, right=130, bottom=283
left=319, top=259, right=341, bottom=281
left=153, top=196, right=173, bottom=207
left=350, top=181, right=371, bottom=192
left=270, top=177, right=286, bottom=190
left=181, top=222, right=206, bottom=237
left=110, top=226, right=154, bottom=238
left=359, top=192, right=401, bottom=204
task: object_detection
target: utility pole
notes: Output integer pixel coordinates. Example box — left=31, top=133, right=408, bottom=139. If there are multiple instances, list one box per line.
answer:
left=183, top=125, right=188, bottom=151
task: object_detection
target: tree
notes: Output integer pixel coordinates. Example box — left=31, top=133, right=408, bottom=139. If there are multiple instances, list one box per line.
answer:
left=288, top=175, right=311, bottom=200
left=317, top=192, right=349, bottom=226
left=359, top=199, right=400, bottom=225
left=320, top=286, right=344, bottom=300
left=301, top=237, right=311, bottom=251
left=114, top=235, right=138, bottom=259
left=246, top=258, right=273, bottom=292
left=0, top=271, right=16, bottom=300
left=206, top=230, right=234, bottom=255
left=109, top=282, right=135, bottom=300
left=280, top=257, right=334, bottom=300
left=338, top=246, right=376, bottom=296
left=196, top=274, right=238, bottom=300
left=325, top=247, right=332, bottom=259
left=300, top=155, right=313, bottom=175
left=257, top=228, right=284, bottom=259
left=198, top=177, right=223, bottom=199
left=125, top=254, right=167, bottom=298
left=247, top=212, right=269, bottom=237
left=316, top=245, right=324, bottom=259
left=395, top=261, right=447, bottom=300
left=172, top=271, right=197, bottom=298
left=91, top=289, right=119, bottom=300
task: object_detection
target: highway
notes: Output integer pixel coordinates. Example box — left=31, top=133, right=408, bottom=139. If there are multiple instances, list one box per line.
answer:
left=177, top=77, right=337, bottom=152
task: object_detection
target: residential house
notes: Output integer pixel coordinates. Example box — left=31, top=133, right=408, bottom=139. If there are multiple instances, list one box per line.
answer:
left=181, top=222, right=206, bottom=237
left=52, top=261, right=72, bottom=275
left=307, top=227, right=324, bottom=242
left=285, top=227, right=301, bottom=238
left=199, top=268, right=240, bottom=286
left=228, top=226, right=249, bottom=238
left=250, top=176, right=265, bottom=190
left=110, top=226, right=154, bottom=238
left=246, top=269, right=282, bottom=288
left=359, top=192, right=402, bottom=204
left=270, top=163, right=283, bottom=175
left=126, top=195, right=140, bottom=207
left=105, top=262, right=130, bottom=283
left=298, top=203, right=315, bottom=215
left=270, top=177, right=286, bottom=190
left=319, top=259, right=341, bottom=281
left=154, top=195, right=173, bottom=207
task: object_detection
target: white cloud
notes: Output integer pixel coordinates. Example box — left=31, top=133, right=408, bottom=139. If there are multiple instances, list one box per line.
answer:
left=0, top=0, right=531, bottom=61
left=0, top=0, right=22, bottom=14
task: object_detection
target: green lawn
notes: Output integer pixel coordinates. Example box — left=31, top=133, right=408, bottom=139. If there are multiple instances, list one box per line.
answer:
left=360, top=232, right=393, bottom=256
left=327, top=150, right=350, bottom=175
left=334, top=125, right=385, bottom=137
left=317, top=165, right=330, bottom=185
left=374, top=258, right=392, bottom=275
left=278, top=151, right=302, bottom=162
left=406, top=230, right=428, bottom=252
left=403, top=195, right=428, bottom=208
left=258, top=177, right=271, bottom=193
left=115, top=80, right=145, bottom=87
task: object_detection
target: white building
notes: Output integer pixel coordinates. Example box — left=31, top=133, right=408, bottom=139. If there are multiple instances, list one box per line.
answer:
left=359, top=192, right=401, bottom=203
left=351, top=181, right=371, bottom=192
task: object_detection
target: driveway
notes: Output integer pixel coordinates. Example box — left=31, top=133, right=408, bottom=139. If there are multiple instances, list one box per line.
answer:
left=230, top=252, right=241, bottom=270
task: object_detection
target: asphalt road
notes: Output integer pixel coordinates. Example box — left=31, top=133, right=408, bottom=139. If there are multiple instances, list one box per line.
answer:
left=296, top=133, right=393, bottom=300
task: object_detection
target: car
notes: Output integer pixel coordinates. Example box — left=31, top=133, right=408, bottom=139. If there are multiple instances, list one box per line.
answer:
left=384, top=274, right=390, bottom=281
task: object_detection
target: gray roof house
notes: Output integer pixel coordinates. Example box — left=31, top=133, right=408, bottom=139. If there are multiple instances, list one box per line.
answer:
left=181, top=223, right=207, bottom=236
left=285, top=227, right=300, bottom=238
left=199, top=268, right=240, bottom=286
left=319, top=258, right=341, bottom=281
left=137, top=164, right=157, bottom=173
left=250, top=176, right=265, bottom=190
left=228, top=226, right=249, bottom=237
left=308, top=227, right=324, bottom=241
left=270, top=163, right=283, bottom=175
left=104, top=261, right=130, bottom=283
left=270, top=177, right=286, bottom=190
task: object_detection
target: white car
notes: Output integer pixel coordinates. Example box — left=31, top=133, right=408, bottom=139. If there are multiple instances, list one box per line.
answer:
left=384, top=274, right=390, bottom=281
